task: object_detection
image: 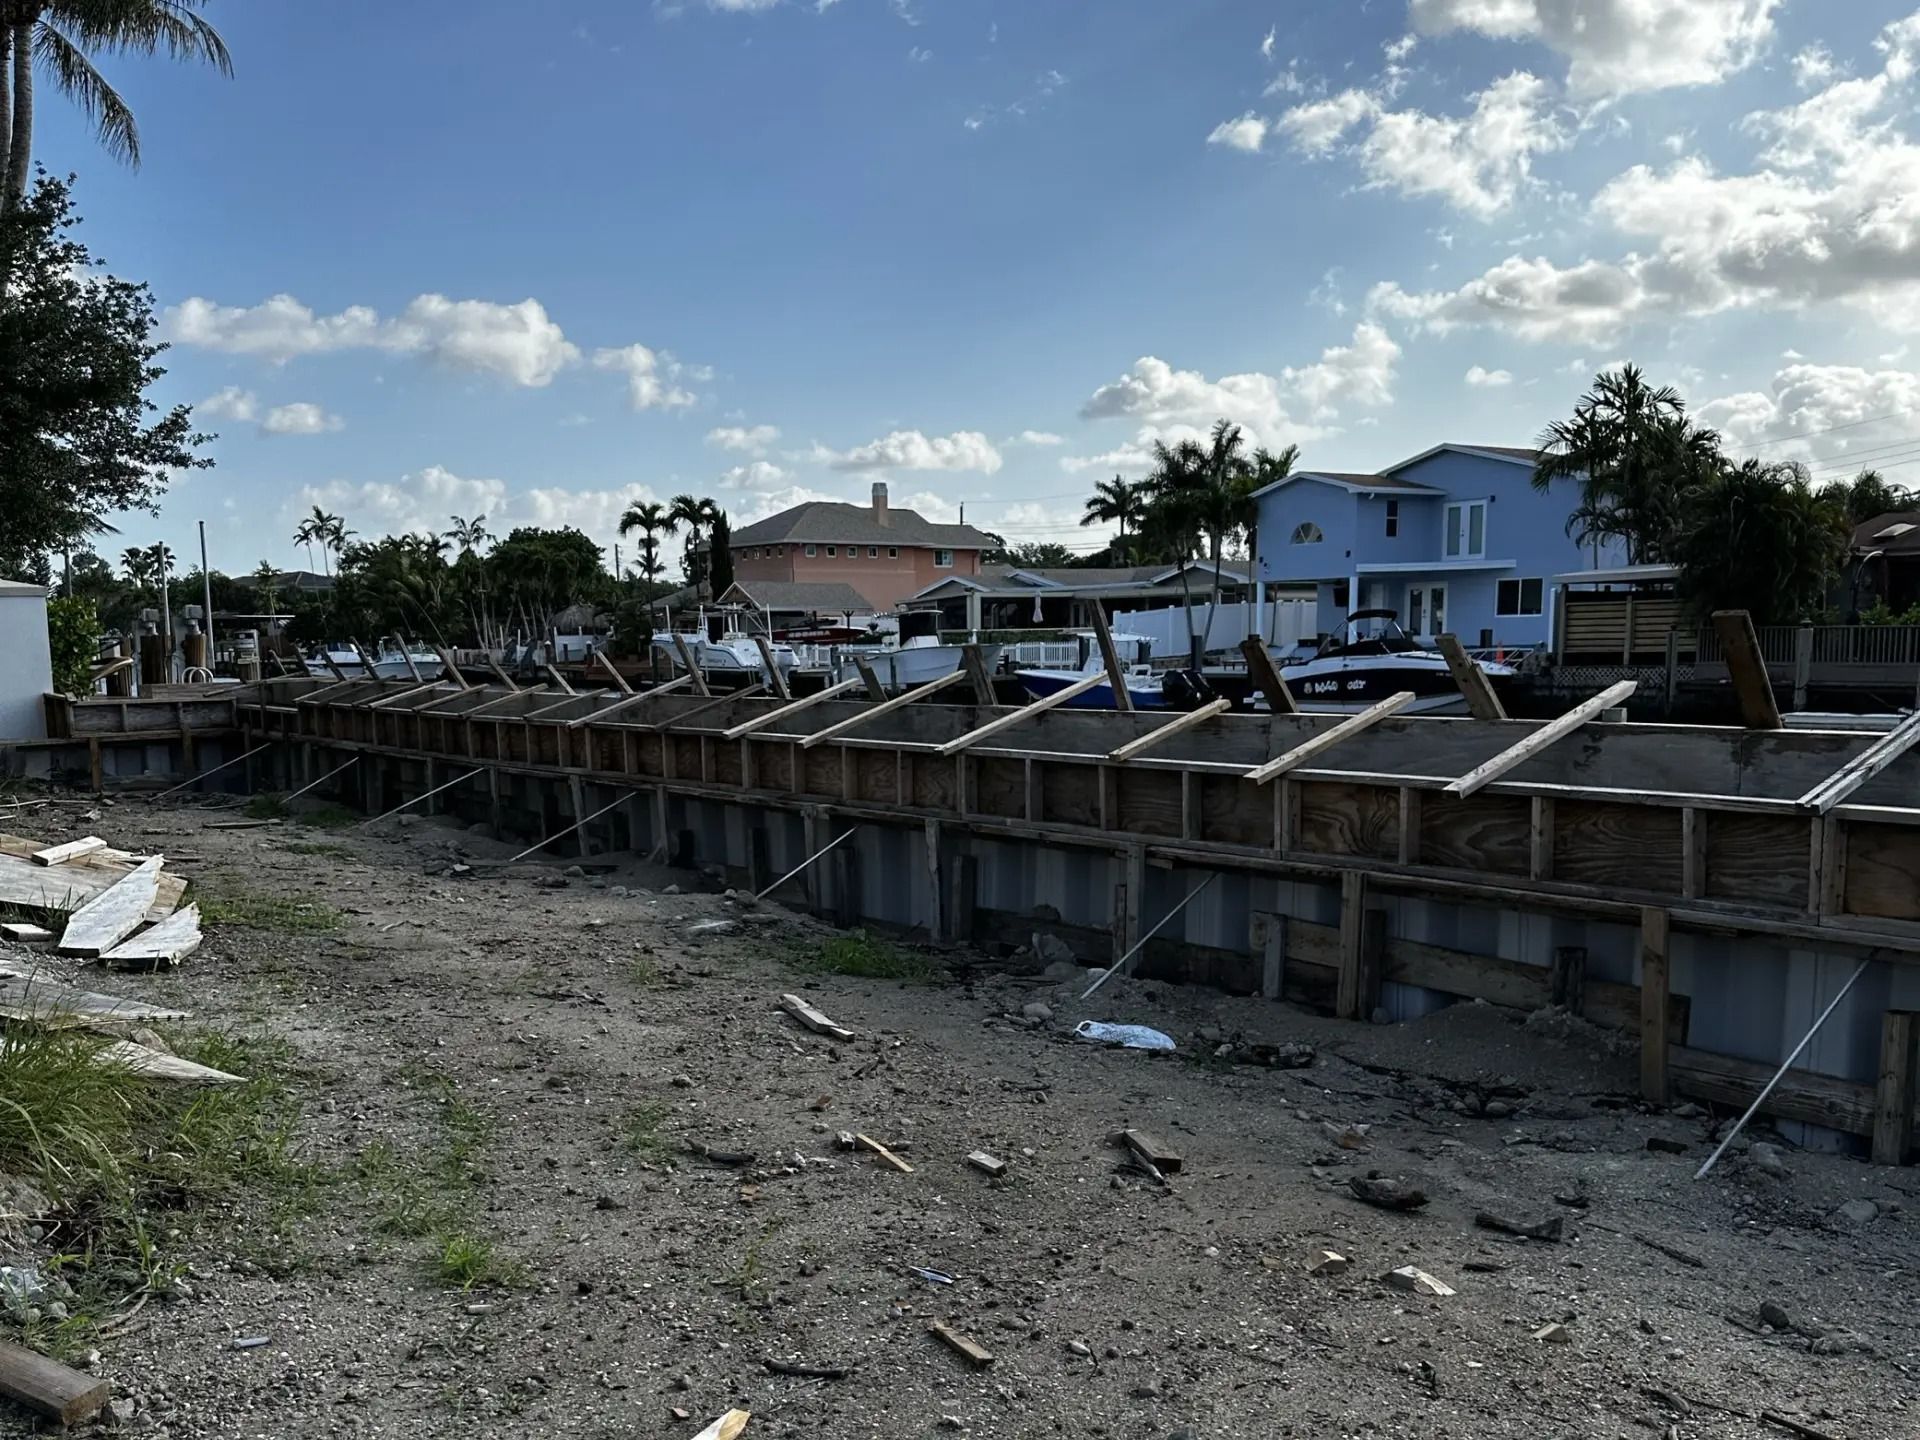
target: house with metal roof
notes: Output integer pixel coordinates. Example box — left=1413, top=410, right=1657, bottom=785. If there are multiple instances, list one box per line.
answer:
left=725, top=483, right=996, bottom=613
left=1253, top=443, right=1620, bottom=650
left=905, top=560, right=1257, bottom=630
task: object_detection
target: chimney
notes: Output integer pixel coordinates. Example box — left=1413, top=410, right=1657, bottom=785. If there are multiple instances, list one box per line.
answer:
left=872, top=482, right=890, bottom=527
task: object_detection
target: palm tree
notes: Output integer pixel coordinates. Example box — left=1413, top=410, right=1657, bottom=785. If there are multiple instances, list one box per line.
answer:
left=3, top=1, right=232, bottom=213
left=119, top=544, right=149, bottom=587
left=618, top=500, right=674, bottom=585
left=1237, top=443, right=1299, bottom=640
left=1672, top=460, right=1849, bottom=624
left=252, top=559, right=279, bottom=615
left=444, top=514, right=492, bottom=555
left=295, top=505, right=342, bottom=577
left=668, top=493, right=719, bottom=589
left=1139, top=419, right=1250, bottom=666
left=1081, top=476, right=1143, bottom=559
left=1834, top=468, right=1914, bottom=524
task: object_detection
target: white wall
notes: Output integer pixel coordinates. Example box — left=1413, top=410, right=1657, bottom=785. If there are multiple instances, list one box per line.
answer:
left=0, top=587, right=53, bottom=740
left=1111, top=598, right=1315, bottom=662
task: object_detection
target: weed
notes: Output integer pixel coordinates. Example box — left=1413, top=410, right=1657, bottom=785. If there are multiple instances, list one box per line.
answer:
left=296, top=803, right=359, bottom=830
left=798, top=930, right=936, bottom=984
left=243, top=794, right=288, bottom=820
left=621, top=1102, right=674, bottom=1163
left=0, top=1028, right=145, bottom=1197
left=433, top=1231, right=525, bottom=1290
left=198, top=889, right=343, bottom=934
left=628, top=953, right=666, bottom=989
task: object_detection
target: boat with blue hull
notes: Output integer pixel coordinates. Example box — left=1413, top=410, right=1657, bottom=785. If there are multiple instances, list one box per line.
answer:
left=1276, top=610, right=1515, bottom=715
left=1015, top=631, right=1217, bottom=711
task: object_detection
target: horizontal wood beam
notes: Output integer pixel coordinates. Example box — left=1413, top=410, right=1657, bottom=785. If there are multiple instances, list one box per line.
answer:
left=936, top=673, right=1106, bottom=756
left=802, top=670, right=967, bottom=749
left=1109, top=698, right=1232, bottom=763
left=656, top=683, right=768, bottom=732
left=565, top=675, right=691, bottom=729
left=1243, top=693, right=1415, bottom=786
left=721, top=677, right=864, bottom=740
left=1443, top=680, right=1637, bottom=799
left=1798, top=710, right=1920, bottom=814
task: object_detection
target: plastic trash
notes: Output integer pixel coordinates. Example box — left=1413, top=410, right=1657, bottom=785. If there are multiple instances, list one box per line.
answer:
left=907, top=1266, right=955, bottom=1286
left=0, top=1266, right=44, bottom=1305
left=1073, top=1020, right=1177, bottom=1051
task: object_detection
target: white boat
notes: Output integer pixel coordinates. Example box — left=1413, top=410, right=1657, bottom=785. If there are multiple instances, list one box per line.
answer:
left=832, top=614, right=1001, bottom=692
left=1275, top=609, right=1514, bottom=716
left=304, top=644, right=444, bottom=681
left=651, top=625, right=798, bottom=685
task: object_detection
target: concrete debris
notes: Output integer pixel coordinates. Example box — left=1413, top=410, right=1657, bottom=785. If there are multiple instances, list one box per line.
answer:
left=1531, top=1322, right=1570, bottom=1345
left=1307, top=1250, right=1350, bottom=1276
left=1748, top=1142, right=1792, bottom=1179
left=1474, top=1210, right=1565, bottom=1243
left=1385, top=1266, right=1454, bottom=1297
left=1835, top=1198, right=1878, bottom=1226
left=1349, top=1175, right=1428, bottom=1212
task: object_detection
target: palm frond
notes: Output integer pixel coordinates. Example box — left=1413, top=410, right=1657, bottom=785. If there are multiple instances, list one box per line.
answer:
left=32, top=22, right=139, bottom=165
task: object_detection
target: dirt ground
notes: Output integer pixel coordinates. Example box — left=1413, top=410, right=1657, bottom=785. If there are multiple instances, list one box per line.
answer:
left=4, top=800, right=1919, bottom=1440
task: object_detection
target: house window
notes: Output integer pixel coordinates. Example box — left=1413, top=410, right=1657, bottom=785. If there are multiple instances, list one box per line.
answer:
left=1385, top=500, right=1399, bottom=538
left=1444, top=500, right=1487, bottom=559
left=805, top=544, right=817, bottom=558
left=934, top=549, right=954, bottom=568
left=1497, top=577, right=1544, bottom=616
left=868, top=546, right=879, bottom=558
left=888, top=547, right=898, bottom=559
left=826, top=545, right=837, bottom=557
left=1290, top=522, right=1324, bottom=545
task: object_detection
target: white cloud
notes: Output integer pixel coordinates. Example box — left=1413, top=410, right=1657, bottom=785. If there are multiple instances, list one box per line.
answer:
left=1368, top=255, right=1650, bottom=345
left=168, top=293, right=582, bottom=387
left=821, top=429, right=1003, bottom=474
left=1264, top=62, right=1308, bottom=97
left=738, top=484, right=839, bottom=523
left=262, top=401, right=344, bottom=435
left=1077, top=323, right=1400, bottom=450
left=1698, top=362, right=1920, bottom=456
left=1260, top=27, right=1275, bottom=61
left=1208, top=113, right=1270, bottom=153
left=1267, top=71, right=1566, bottom=218
left=1792, top=44, right=1837, bottom=90
left=1011, top=430, right=1065, bottom=446
left=199, top=386, right=257, bottom=422
left=705, top=0, right=781, bottom=10
left=592, top=344, right=700, bottom=411
left=1384, top=34, right=1418, bottom=63
left=707, top=423, right=781, bottom=454
left=1408, top=0, right=1780, bottom=99
left=1465, top=365, right=1514, bottom=387
left=717, top=460, right=793, bottom=491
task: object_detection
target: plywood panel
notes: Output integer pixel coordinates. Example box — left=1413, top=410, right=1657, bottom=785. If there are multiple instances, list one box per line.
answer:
left=712, top=740, right=743, bottom=787
left=1707, top=813, right=1810, bottom=908
left=670, top=736, right=703, bottom=781
left=972, top=758, right=1022, bottom=819
left=1417, top=793, right=1531, bottom=875
left=1554, top=800, right=1683, bottom=894
left=751, top=740, right=790, bottom=792
left=802, top=746, right=843, bottom=797
left=1116, top=771, right=1183, bottom=838
left=912, top=755, right=956, bottom=811
left=1296, top=781, right=1398, bottom=861
left=1041, top=765, right=1100, bottom=828
left=1845, top=822, right=1920, bottom=921
left=1198, top=775, right=1272, bottom=847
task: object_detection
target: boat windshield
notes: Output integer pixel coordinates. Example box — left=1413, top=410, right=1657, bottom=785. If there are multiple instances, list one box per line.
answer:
left=1313, top=609, right=1426, bottom=660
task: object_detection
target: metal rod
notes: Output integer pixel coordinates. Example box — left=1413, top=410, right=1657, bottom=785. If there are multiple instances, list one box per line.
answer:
left=1081, top=870, right=1221, bottom=1000
left=507, top=792, right=630, bottom=863
left=283, top=754, right=358, bottom=803
left=144, top=739, right=278, bottom=803
left=756, top=825, right=855, bottom=901
left=362, top=766, right=486, bottom=828
left=1693, top=954, right=1874, bottom=1180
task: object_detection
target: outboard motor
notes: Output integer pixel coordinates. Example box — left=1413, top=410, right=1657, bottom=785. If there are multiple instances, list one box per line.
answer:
left=1160, top=668, right=1214, bottom=710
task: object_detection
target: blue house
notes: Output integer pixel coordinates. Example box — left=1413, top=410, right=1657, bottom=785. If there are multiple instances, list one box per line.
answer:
left=1252, top=443, right=1618, bottom=652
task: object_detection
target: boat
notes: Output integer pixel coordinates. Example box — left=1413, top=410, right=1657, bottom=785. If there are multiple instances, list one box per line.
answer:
left=832, top=612, right=1002, bottom=692
left=303, top=643, right=444, bottom=681
left=1275, top=609, right=1514, bottom=715
left=651, top=615, right=799, bottom=685
left=1014, top=631, right=1216, bottom=711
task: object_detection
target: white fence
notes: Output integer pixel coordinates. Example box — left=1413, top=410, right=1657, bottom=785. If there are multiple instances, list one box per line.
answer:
left=1111, top=599, right=1316, bottom=662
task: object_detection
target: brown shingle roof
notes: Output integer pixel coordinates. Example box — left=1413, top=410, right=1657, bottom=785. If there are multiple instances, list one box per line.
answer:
left=723, top=580, right=878, bottom=612
left=732, top=501, right=995, bottom=549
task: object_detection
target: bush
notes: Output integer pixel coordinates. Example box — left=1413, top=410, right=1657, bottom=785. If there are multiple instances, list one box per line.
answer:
left=45, top=596, right=101, bottom=698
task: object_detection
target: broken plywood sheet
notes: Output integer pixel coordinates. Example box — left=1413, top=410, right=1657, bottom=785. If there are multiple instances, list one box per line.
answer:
left=58, top=857, right=164, bottom=959
left=96, top=1040, right=242, bottom=1085
left=100, top=904, right=203, bottom=968
left=0, top=837, right=184, bottom=923
left=0, top=970, right=189, bottom=1030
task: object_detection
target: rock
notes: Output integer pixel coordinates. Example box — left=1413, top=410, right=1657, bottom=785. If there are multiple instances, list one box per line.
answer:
left=1748, top=1142, right=1792, bottom=1179
left=1386, top=1266, right=1454, bottom=1297
left=1759, top=1301, right=1792, bottom=1331
left=1032, top=933, right=1074, bottom=966
left=664, top=884, right=681, bottom=896
left=1483, top=1099, right=1517, bottom=1119
left=1040, top=960, right=1080, bottom=983
left=1196, top=1025, right=1225, bottom=1046
left=1307, top=1250, right=1350, bottom=1276
left=1532, top=1322, right=1571, bottom=1345
left=535, top=875, right=569, bottom=890
left=1671, top=1102, right=1706, bottom=1119
left=1066, top=1340, right=1092, bottom=1358
left=669, top=1074, right=695, bottom=1089
left=1349, top=1175, right=1428, bottom=1211
left=108, top=1398, right=136, bottom=1425
left=609, top=885, right=630, bottom=898
left=1021, top=1002, right=1054, bottom=1023
left=564, top=865, right=586, bottom=878
left=1836, top=1198, right=1879, bottom=1225
left=1369, top=1006, right=1390, bottom=1025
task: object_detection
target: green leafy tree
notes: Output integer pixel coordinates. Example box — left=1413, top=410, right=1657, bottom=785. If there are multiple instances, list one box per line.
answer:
left=486, top=526, right=609, bottom=637
left=618, top=500, right=673, bottom=584
left=44, top=592, right=99, bottom=695
left=668, top=492, right=719, bottom=587
left=708, top=509, right=733, bottom=598
left=252, top=560, right=279, bottom=615
left=1080, top=476, right=1143, bottom=559
left=0, top=174, right=209, bottom=582
left=1139, top=419, right=1247, bottom=665
left=1671, top=460, right=1850, bottom=624
left=2, top=1, right=232, bottom=212
left=1832, top=468, right=1914, bottom=524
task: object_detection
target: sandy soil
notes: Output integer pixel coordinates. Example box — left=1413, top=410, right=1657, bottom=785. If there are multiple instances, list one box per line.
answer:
left=4, top=802, right=1919, bottom=1440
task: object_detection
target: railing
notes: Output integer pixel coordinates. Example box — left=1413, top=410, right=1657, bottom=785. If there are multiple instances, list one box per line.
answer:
left=1697, top=625, right=1920, bottom=669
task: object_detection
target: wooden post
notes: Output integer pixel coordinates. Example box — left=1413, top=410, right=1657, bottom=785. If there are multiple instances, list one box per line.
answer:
left=802, top=810, right=823, bottom=914
left=1550, top=946, right=1587, bottom=1016
left=1792, top=624, right=1814, bottom=712
left=1254, top=911, right=1286, bottom=1000
left=1872, top=1011, right=1917, bottom=1167
left=1358, top=908, right=1388, bottom=1021
left=1436, top=634, right=1507, bottom=721
left=1682, top=808, right=1706, bottom=898
left=747, top=827, right=772, bottom=896
left=1336, top=870, right=1367, bottom=1021
left=1664, top=628, right=1680, bottom=715
left=673, top=635, right=710, bottom=697
left=1397, top=787, right=1421, bottom=865
left=1529, top=795, right=1555, bottom=881
left=1639, top=907, right=1671, bottom=1102
left=487, top=766, right=503, bottom=838
left=1238, top=637, right=1297, bottom=715
left=569, top=775, right=591, bottom=857
left=1088, top=604, right=1135, bottom=714
left=952, top=853, right=979, bottom=945
left=923, top=817, right=944, bottom=942
left=752, top=636, right=791, bottom=701
left=960, top=644, right=996, bottom=706
left=1119, top=845, right=1146, bottom=962
left=1711, top=610, right=1783, bottom=729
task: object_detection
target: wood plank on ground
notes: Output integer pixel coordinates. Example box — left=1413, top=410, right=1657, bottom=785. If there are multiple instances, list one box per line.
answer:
left=31, top=837, right=107, bottom=867
left=779, top=992, right=856, bottom=1041
left=58, top=856, right=164, bottom=959
left=0, top=1338, right=112, bottom=1424
left=100, top=904, right=203, bottom=968
left=97, top=1039, right=244, bottom=1085
left=0, top=970, right=189, bottom=1029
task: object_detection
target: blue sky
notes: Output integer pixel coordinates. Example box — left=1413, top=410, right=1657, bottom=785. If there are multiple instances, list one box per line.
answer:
left=35, top=0, right=1920, bottom=574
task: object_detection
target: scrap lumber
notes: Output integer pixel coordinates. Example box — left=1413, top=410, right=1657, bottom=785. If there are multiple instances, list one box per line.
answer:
left=1798, top=709, right=1920, bottom=814
left=802, top=670, right=967, bottom=749
left=593, top=649, right=635, bottom=694
left=543, top=663, right=577, bottom=696
left=936, top=672, right=1105, bottom=755
left=1087, top=605, right=1136, bottom=714
left=1386, top=1265, right=1455, bottom=1297
left=0, top=1338, right=112, bottom=1425
left=31, top=837, right=107, bottom=867
left=752, top=636, right=792, bottom=701
left=691, top=1411, right=750, bottom=1440
left=0, top=970, right=189, bottom=1029
left=722, top=679, right=863, bottom=740
left=672, top=635, right=711, bottom=697
left=1108, top=698, right=1231, bottom=763
left=1443, top=681, right=1637, bottom=798
left=0, top=838, right=182, bottom=923
left=1113, top=1127, right=1183, bottom=1175
left=1239, top=637, right=1298, bottom=715
left=779, top=992, right=856, bottom=1041
left=0, top=922, right=53, bottom=944
left=966, top=1150, right=1008, bottom=1178
left=1712, top=610, right=1784, bottom=729
left=1243, top=693, right=1414, bottom=785
left=1436, top=634, right=1507, bottom=721
left=97, top=1039, right=244, bottom=1085
left=855, top=1133, right=914, bottom=1173
left=57, top=856, right=164, bottom=959
left=928, top=1321, right=994, bottom=1368
left=100, top=904, right=203, bottom=968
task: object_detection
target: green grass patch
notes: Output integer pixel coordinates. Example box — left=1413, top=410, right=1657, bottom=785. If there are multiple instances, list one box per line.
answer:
left=628, top=953, right=666, bottom=989
left=797, top=930, right=936, bottom=984
left=243, top=793, right=289, bottom=820
left=295, top=803, right=359, bottom=830
left=433, top=1231, right=525, bottom=1290
left=620, top=1101, right=674, bottom=1163
left=198, top=888, right=343, bottom=934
